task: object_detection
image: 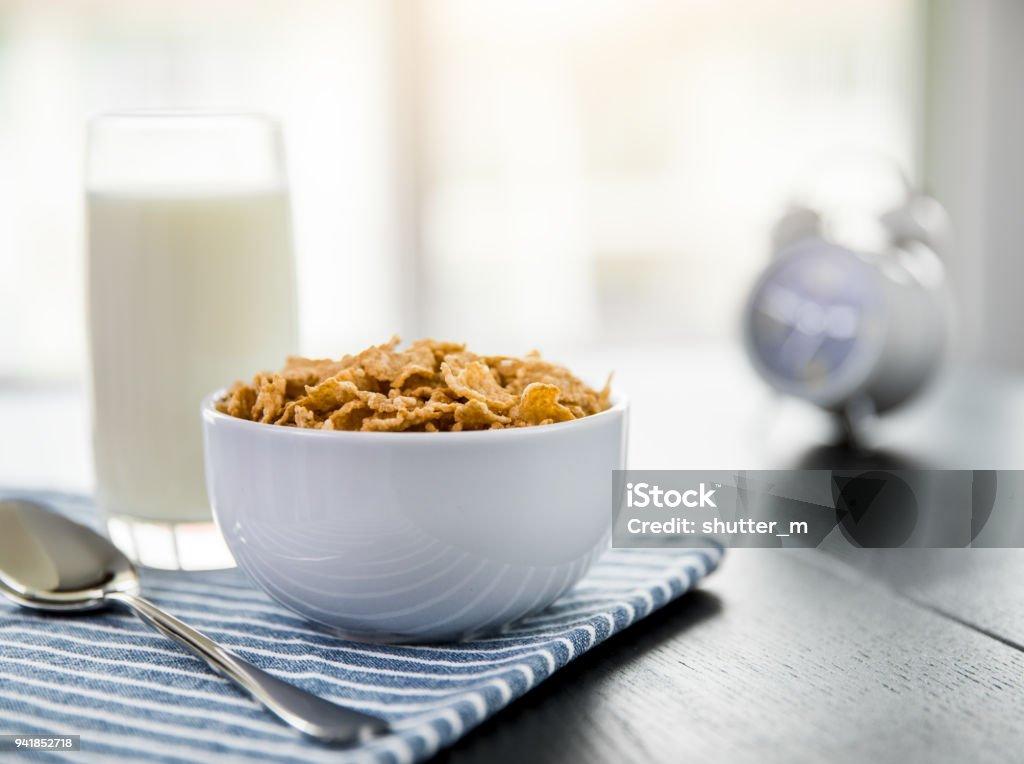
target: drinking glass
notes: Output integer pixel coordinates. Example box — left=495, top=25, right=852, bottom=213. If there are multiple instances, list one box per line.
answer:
left=86, top=111, right=298, bottom=570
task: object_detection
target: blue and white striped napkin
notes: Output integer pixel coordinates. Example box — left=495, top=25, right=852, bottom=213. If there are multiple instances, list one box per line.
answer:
left=0, top=490, right=722, bottom=764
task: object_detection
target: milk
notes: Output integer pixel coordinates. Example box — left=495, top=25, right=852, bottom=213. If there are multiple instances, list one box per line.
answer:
left=87, top=188, right=297, bottom=528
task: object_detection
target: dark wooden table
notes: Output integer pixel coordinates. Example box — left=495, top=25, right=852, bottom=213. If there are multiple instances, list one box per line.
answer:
left=431, top=350, right=1024, bottom=764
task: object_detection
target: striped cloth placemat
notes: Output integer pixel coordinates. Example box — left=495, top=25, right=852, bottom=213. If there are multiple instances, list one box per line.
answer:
left=0, top=489, right=723, bottom=764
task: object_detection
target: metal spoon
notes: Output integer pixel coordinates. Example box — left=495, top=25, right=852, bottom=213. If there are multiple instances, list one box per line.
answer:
left=0, top=499, right=389, bottom=745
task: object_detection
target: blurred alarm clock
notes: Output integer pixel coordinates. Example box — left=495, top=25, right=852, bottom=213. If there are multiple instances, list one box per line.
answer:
left=743, top=169, right=952, bottom=419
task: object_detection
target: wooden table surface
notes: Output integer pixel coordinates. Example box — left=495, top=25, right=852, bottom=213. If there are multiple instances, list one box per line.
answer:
left=3, top=347, right=1023, bottom=763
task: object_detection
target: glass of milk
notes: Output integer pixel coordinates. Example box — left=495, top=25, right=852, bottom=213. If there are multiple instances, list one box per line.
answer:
left=86, top=111, right=298, bottom=570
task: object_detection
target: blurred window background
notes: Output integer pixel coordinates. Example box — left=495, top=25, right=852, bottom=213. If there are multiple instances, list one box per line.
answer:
left=3, top=0, right=1022, bottom=381
left=414, top=0, right=918, bottom=348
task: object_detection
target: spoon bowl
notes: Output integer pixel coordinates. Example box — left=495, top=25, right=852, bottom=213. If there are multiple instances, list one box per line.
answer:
left=0, top=499, right=139, bottom=611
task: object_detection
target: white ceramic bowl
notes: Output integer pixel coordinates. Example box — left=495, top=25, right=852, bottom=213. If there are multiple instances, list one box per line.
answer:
left=201, top=394, right=628, bottom=642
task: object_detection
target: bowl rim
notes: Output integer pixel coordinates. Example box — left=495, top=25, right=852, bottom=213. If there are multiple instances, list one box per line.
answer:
left=201, top=390, right=628, bottom=440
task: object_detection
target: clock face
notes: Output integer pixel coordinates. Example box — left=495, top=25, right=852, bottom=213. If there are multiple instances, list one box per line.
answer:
left=746, top=242, right=884, bottom=397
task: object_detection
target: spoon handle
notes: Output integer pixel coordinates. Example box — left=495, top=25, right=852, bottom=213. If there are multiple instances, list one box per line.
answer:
left=105, top=590, right=388, bottom=744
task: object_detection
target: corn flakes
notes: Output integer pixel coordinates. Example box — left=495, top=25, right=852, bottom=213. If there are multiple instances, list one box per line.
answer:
left=216, top=338, right=611, bottom=432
